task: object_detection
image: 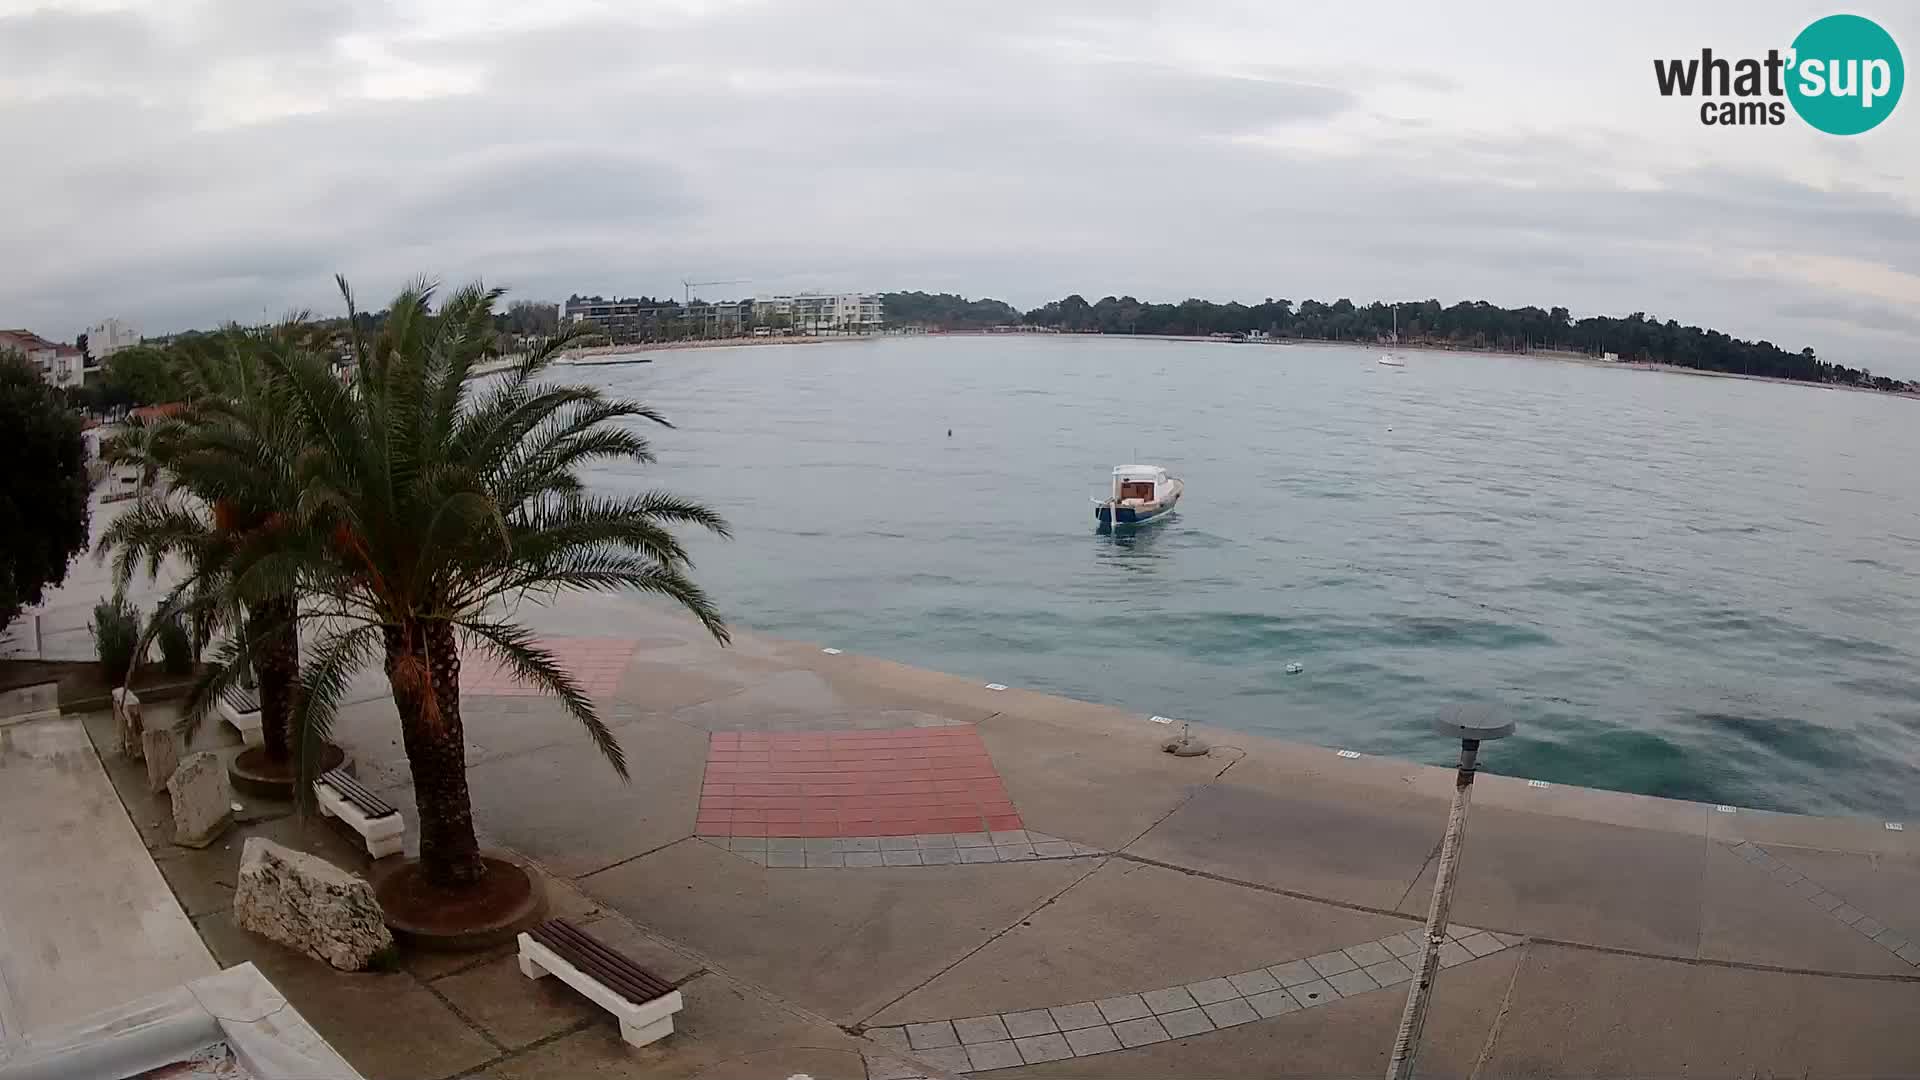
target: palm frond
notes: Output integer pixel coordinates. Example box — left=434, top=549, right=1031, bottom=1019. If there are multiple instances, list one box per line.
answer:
left=289, top=622, right=382, bottom=815
left=456, top=619, right=628, bottom=778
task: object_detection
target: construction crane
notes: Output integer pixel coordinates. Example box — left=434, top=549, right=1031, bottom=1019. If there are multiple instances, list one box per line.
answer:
left=682, top=277, right=749, bottom=306
left=679, top=278, right=752, bottom=340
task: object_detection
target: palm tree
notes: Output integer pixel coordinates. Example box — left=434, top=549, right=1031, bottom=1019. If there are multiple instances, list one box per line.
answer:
left=254, top=277, right=728, bottom=897
left=99, top=325, right=334, bottom=789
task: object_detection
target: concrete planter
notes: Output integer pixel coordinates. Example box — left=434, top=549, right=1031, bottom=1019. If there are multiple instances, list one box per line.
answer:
left=0, top=962, right=363, bottom=1079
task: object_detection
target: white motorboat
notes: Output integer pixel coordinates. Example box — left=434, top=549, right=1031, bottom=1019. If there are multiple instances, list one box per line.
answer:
left=1093, top=464, right=1183, bottom=527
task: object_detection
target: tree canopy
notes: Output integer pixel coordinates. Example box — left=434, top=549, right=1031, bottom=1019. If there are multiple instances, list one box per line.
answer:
left=0, top=352, right=91, bottom=632
left=101, top=342, right=191, bottom=405
left=881, top=291, right=1022, bottom=329
left=1015, top=294, right=1895, bottom=389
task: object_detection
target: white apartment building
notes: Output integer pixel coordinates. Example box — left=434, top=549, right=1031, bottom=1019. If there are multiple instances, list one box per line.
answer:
left=87, top=317, right=141, bottom=358
left=752, top=293, right=883, bottom=332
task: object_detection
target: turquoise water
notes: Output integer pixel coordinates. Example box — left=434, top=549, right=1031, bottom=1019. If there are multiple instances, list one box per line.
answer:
left=579, top=335, right=1920, bottom=818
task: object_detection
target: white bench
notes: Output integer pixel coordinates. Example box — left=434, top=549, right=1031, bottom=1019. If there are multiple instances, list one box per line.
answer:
left=218, top=687, right=264, bottom=747
left=518, top=919, right=684, bottom=1048
left=313, top=769, right=405, bottom=858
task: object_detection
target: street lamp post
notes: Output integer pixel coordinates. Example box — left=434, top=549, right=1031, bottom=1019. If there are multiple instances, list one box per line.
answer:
left=1384, top=705, right=1515, bottom=1080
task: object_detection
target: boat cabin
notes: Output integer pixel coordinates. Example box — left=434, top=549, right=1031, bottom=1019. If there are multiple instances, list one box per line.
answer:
left=1111, top=465, right=1171, bottom=505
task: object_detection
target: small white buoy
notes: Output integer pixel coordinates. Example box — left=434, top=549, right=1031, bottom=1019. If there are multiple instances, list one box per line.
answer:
left=1285, top=662, right=1304, bottom=675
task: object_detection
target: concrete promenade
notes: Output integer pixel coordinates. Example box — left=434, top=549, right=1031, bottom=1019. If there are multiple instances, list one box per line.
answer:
left=47, top=585, right=1920, bottom=1078
left=0, top=714, right=216, bottom=1063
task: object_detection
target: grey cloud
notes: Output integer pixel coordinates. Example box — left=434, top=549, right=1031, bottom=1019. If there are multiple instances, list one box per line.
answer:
left=1776, top=298, right=1920, bottom=337
left=0, top=0, right=1916, bottom=378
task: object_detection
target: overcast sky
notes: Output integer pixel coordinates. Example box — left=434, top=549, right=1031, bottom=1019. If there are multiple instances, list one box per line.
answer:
left=3, top=0, right=1916, bottom=371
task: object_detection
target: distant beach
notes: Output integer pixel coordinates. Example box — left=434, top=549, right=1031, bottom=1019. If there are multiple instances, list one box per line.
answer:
left=560, top=335, right=846, bottom=363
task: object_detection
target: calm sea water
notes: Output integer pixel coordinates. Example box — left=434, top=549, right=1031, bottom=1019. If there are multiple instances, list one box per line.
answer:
left=577, top=335, right=1920, bottom=818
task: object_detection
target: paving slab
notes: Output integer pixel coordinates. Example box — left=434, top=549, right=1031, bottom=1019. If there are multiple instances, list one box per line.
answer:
left=1708, top=803, right=1915, bottom=858
left=869, top=859, right=1413, bottom=1025
left=321, top=695, right=417, bottom=779
left=616, top=658, right=762, bottom=714
left=1479, top=943, right=1920, bottom=1077
left=992, top=946, right=1523, bottom=1078
left=0, top=716, right=217, bottom=1047
left=1761, top=844, right=1920, bottom=945
left=1697, top=841, right=1912, bottom=974
left=975, top=708, right=1215, bottom=852
left=1126, top=764, right=1447, bottom=910
left=579, top=833, right=1089, bottom=1023
left=462, top=712, right=708, bottom=877
left=819, top=652, right=1008, bottom=720
left=471, top=971, right=865, bottom=1080
left=672, top=666, right=964, bottom=734
left=1397, top=802, right=1710, bottom=956
left=193, top=909, right=497, bottom=1080
left=433, top=950, right=602, bottom=1049
left=452, top=694, right=626, bottom=766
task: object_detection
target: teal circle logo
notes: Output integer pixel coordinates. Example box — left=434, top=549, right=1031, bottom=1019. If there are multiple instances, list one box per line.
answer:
left=1787, top=14, right=1903, bottom=134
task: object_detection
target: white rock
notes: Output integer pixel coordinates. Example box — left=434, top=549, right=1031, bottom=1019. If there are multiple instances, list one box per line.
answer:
left=142, top=721, right=185, bottom=794
left=112, top=687, right=144, bottom=759
left=232, top=837, right=394, bottom=971
left=166, top=750, right=232, bottom=848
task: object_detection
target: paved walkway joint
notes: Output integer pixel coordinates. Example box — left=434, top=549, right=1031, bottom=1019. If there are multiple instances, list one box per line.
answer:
left=863, top=924, right=1524, bottom=1074
left=1727, top=840, right=1920, bottom=966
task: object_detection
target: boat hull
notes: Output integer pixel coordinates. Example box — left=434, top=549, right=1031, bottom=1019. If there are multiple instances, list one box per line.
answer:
left=1095, top=489, right=1181, bottom=527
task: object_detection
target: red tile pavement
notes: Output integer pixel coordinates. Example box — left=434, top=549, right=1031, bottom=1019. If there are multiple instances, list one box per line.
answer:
left=456, top=636, right=639, bottom=698
left=696, top=727, right=1026, bottom=837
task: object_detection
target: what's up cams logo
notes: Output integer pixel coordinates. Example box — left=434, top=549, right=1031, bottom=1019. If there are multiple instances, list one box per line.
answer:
left=1654, top=13, right=1903, bottom=133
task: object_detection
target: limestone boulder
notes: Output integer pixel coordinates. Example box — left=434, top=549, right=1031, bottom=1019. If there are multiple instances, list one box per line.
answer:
left=166, top=750, right=231, bottom=848
left=112, top=687, right=143, bottom=759
left=142, top=722, right=184, bottom=794
left=232, top=837, right=394, bottom=971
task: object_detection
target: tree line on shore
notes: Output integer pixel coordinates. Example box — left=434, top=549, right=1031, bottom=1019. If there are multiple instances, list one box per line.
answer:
left=60, top=289, right=1907, bottom=411
left=887, top=291, right=1905, bottom=391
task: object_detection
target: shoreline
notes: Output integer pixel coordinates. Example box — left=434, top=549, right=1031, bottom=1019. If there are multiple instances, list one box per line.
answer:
left=525, top=330, right=1908, bottom=399
left=560, top=335, right=853, bottom=363
left=970, top=330, right=1915, bottom=398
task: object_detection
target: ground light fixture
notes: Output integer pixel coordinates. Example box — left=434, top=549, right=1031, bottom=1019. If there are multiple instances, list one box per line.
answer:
left=1384, top=704, right=1516, bottom=1080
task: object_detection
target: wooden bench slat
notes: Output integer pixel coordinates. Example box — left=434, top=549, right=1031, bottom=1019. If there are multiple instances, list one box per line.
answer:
left=528, top=920, right=673, bottom=1003
left=531, top=921, right=672, bottom=1001
left=318, top=769, right=398, bottom=819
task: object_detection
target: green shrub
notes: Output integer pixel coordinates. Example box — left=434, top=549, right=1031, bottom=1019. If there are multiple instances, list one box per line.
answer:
left=90, top=591, right=142, bottom=682
left=153, top=607, right=192, bottom=675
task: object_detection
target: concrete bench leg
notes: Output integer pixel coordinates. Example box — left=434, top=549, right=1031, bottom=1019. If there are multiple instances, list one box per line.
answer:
left=620, top=1014, right=674, bottom=1048
left=519, top=953, right=548, bottom=981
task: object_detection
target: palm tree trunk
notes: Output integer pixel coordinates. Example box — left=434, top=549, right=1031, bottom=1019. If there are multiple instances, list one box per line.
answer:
left=248, top=594, right=298, bottom=763
left=386, top=620, right=485, bottom=887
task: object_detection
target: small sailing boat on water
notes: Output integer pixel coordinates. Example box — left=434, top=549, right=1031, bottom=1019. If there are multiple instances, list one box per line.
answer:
left=1379, top=307, right=1406, bottom=367
left=1094, top=464, right=1183, bottom=527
